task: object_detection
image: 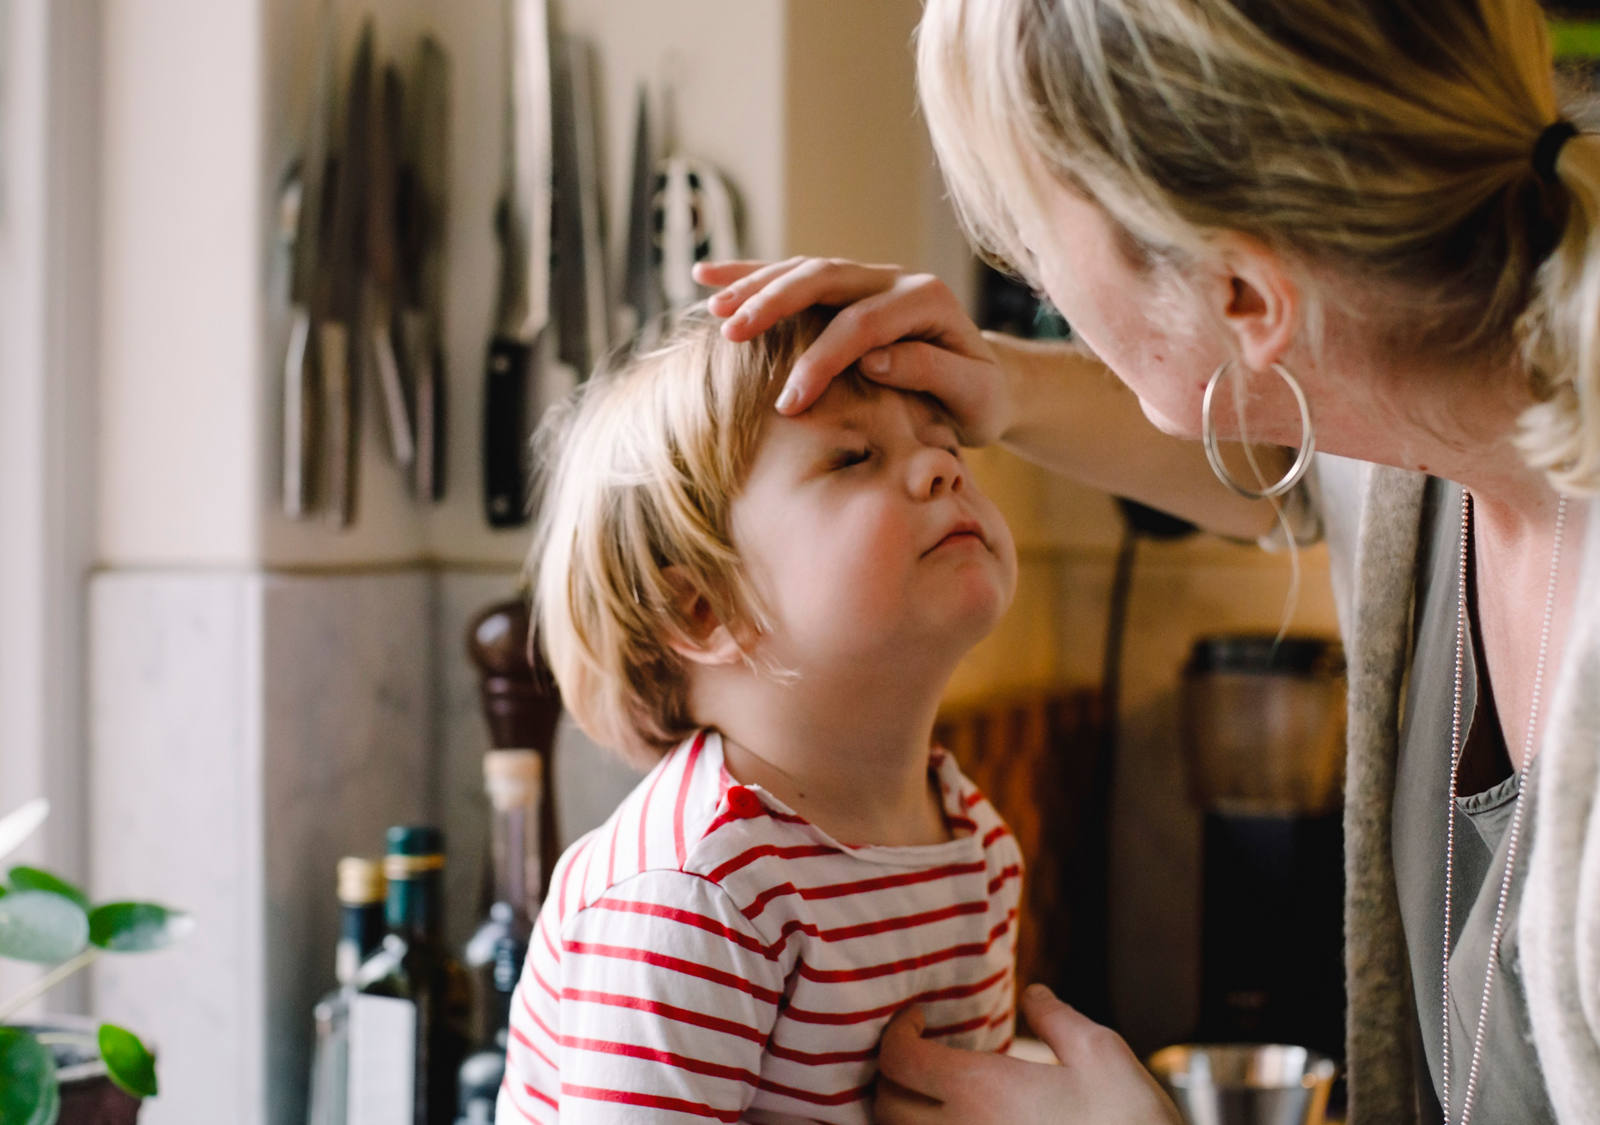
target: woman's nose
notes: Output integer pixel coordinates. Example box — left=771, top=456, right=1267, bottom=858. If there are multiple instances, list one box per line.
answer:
left=909, top=446, right=965, bottom=499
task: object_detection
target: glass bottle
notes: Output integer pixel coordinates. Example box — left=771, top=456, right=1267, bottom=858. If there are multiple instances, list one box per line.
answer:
left=456, top=750, right=543, bottom=1124
left=306, top=857, right=387, bottom=1125
left=348, top=826, right=472, bottom=1125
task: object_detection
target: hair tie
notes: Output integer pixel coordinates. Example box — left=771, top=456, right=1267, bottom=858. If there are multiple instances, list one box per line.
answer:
left=1534, top=120, right=1578, bottom=186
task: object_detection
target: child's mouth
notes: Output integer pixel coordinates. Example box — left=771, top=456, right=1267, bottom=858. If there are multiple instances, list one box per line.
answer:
left=925, top=521, right=987, bottom=555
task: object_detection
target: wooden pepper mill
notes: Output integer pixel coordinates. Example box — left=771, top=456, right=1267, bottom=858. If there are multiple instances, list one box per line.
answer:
left=466, top=597, right=563, bottom=897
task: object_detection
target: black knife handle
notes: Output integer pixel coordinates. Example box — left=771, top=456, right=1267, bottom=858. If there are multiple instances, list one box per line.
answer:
left=484, top=335, right=533, bottom=528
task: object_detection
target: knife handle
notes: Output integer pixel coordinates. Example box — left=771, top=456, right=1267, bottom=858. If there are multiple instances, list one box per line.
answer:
left=484, top=335, right=533, bottom=528
left=320, top=321, right=357, bottom=528
left=282, top=306, right=317, bottom=518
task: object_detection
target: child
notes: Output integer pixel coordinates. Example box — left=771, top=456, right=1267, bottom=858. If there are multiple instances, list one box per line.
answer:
left=499, top=308, right=1024, bottom=1124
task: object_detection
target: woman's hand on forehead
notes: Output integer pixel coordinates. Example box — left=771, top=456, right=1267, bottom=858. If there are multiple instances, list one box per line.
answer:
left=789, top=376, right=964, bottom=453
left=695, top=258, right=1014, bottom=445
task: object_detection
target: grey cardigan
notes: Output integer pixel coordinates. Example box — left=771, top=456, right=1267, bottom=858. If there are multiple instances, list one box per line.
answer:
left=1314, top=457, right=1600, bottom=1124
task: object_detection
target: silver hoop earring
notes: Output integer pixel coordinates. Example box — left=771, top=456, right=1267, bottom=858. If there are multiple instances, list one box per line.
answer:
left=1200, top=360, right=1316, bottom=500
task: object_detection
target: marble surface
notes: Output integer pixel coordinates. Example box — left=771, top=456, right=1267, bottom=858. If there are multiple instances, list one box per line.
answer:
left=87, top=566, right=642, bottom=1125
left=89, top=571, right=268, bottom=1125
left=90, top=569, right=432, bottom=1125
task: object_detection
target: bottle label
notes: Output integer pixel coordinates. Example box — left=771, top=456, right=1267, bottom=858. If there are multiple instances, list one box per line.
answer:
left=347, top=994, right=416, bottom=1125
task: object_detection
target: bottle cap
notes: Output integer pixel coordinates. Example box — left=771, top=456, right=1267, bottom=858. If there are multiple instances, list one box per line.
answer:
left=383, top=825, right=445, bottom=880
left=385, top=824, right=444, bottom=856
left=336, top=856, right=386, bottom=905
left=483, top=749, right=543, bottom=811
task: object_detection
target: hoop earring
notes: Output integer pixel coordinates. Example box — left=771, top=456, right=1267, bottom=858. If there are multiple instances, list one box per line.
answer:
left=1201, top=359, right=1316, bottom=500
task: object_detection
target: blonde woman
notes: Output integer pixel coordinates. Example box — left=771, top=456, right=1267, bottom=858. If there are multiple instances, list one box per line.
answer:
left=698, top=0, right=1600, bottom=1122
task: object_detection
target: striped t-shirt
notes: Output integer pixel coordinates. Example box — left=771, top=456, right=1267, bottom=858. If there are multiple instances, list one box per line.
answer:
left=497, top=728, right=1023, bottom=1124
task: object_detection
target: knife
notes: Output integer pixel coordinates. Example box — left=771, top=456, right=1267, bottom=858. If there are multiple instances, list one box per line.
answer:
left=279, top=0, right=338, bottom=518
left=483, top=0, right=557, bottom=529
left=320, top=20, right=376, bottom=528
left=400, top=37, right=450, bottom=503
left=618, top=86, right=660, bottom=349
left=367, top=63, right=416, bottom=470
left=551, top=35, right=609, bottom=381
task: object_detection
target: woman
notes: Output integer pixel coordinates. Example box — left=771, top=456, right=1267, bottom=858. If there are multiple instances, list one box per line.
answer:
left=694, top=0, right=1600, bottom=1122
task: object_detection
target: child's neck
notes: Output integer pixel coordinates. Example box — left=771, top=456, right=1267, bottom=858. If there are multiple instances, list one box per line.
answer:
left=702, top=663, right=954, bottom=848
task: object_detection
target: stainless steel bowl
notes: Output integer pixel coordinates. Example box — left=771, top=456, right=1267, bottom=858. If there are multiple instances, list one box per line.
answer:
left=1147, top=1044, right=1338, bottom=1125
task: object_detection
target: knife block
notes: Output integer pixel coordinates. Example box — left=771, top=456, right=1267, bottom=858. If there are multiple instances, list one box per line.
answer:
left=466, top=597, right=563, bottom=897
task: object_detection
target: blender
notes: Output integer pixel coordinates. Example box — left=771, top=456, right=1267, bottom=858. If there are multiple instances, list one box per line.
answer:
left=1177, top=634, right=1348, bottom=1061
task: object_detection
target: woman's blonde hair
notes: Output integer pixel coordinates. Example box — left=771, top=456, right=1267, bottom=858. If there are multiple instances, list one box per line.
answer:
left=527, top=308, right=828, bottom=766
left=918, top=0, right=1600, bottom=491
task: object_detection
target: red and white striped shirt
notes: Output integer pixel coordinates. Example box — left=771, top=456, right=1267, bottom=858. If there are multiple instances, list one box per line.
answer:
left=497, top=729, right=1023, bottom=1124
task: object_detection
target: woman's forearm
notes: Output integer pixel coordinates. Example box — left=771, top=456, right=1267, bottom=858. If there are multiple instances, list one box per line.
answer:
left=990, top=333, right=1289, bottom=540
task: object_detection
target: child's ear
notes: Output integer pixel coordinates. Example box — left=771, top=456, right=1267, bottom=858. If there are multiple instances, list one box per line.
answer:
left=662, top=567, right=745, bottom=667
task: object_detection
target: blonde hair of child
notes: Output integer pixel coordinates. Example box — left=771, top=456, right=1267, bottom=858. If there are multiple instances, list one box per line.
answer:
left=527, top=309, right=830, bottom=766
left=917, top=0, right=1600, bottom=492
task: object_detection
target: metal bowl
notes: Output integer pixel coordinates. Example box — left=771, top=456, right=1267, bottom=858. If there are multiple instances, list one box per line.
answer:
left=1147, top=1043, right=1338, bottom=1125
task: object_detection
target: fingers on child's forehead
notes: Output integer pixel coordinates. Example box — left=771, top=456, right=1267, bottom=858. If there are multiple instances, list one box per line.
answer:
left=824, top=371, right=952, bottom=424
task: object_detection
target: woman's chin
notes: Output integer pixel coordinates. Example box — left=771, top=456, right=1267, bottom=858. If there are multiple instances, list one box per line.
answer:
left=1138, top=397, right=1201, bottom=439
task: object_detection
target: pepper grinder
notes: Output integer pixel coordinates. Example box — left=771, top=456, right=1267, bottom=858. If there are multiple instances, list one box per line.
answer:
left=466, top=597, right=562, bottom=897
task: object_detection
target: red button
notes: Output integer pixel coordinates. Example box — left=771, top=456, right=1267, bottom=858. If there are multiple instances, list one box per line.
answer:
left=726, top=786, right=763, bottom=818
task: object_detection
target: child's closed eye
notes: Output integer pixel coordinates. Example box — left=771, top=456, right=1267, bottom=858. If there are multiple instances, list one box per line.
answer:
left=828, top=447, right=873, bottom=471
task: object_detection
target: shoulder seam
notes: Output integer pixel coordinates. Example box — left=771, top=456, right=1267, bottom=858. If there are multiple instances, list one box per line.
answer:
left=559, top=864, right=784, bottom=956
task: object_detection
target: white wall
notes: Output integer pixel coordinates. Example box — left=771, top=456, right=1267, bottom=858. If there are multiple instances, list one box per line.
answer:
left=98, top=0, right=263, bottom=566
left=0, top=0, right=99, bottom=1016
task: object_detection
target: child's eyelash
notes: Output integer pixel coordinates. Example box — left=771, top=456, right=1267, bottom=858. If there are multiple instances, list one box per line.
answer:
left=830, top=448, right=872, bottom=470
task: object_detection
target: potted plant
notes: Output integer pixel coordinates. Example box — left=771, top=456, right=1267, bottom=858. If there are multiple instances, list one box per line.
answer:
left=0, top=799, right=192, bottom=1125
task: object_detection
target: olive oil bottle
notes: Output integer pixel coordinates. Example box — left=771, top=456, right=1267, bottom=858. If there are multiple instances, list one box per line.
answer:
left=306, top=857, right=387, bottom=1125
left=347, top=826, right=472, bottom=1125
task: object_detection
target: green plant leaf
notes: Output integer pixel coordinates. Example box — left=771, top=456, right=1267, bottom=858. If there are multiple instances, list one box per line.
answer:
left=97, top=1024, right=156, bottom=1100
left=0, top=1027, right=60, bottom=1125
left=87, top=902, right=194, bottom=953
left=0, top=799, right=49, bottom=865
left=0, top=891, right=90, bottom=963
left=7, top=868, right=90, bottom=913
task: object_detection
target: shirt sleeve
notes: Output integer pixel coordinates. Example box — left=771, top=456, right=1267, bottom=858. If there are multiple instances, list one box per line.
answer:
left=503, top=867, right=786, bottom=1124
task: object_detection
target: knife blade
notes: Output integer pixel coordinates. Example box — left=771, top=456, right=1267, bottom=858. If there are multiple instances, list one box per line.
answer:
left=484, top=0, right=556, bottom=529
left=367, top=63, right=415, bottom=469
left=401, top=36, right=450, bottom=503
left=551, top=35, right=609, bottom=381
left=320, top=19, right=376, bottom=528
left=618, top=85, right=660, bottom=348
left=280, top=0, right=338, bottom=518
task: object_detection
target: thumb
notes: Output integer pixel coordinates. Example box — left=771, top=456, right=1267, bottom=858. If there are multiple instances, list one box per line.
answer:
left=1019, top=984, right=1095, bottom=1058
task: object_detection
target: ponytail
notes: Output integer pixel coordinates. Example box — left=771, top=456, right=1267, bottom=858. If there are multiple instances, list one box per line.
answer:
left=1520, top=126, right=1600, bottom=493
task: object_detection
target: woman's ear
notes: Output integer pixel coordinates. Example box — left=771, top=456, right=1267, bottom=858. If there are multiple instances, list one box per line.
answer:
left=1209, top=232, right=1299, bottom=373
left=662, top=567, right=745, bottom=667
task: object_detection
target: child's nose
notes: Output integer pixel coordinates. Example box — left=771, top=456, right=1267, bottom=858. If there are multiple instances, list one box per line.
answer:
left=910, top=446, right=966, bottom=499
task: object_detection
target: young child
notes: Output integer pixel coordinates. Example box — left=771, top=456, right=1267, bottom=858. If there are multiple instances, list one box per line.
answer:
left=498, top=308, right=1023, bottom=1124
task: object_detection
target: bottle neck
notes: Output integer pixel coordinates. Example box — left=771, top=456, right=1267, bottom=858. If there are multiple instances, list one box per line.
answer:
left=335, top=899, right=386, bottom=985
left=489, top=792, right=541, bottom=919
left=386, top=870, right=444, bottom=943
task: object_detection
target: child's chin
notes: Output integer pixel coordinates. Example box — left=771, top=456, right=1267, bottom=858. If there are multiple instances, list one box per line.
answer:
left=933, top=590, right=1011, bottom=646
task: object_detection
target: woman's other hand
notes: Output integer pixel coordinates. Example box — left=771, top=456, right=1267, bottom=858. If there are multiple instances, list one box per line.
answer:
left=873, top=984, right=1183, bottom=1125
left=693, top=258, right=1015, bottom=445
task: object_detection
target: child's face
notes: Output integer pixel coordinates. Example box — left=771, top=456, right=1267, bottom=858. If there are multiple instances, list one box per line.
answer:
left=730, top=379, right=1018, bottom=671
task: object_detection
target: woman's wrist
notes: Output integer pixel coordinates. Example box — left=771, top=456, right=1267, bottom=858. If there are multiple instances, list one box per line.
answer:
left=979, top=328, right=1032, bottom=445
